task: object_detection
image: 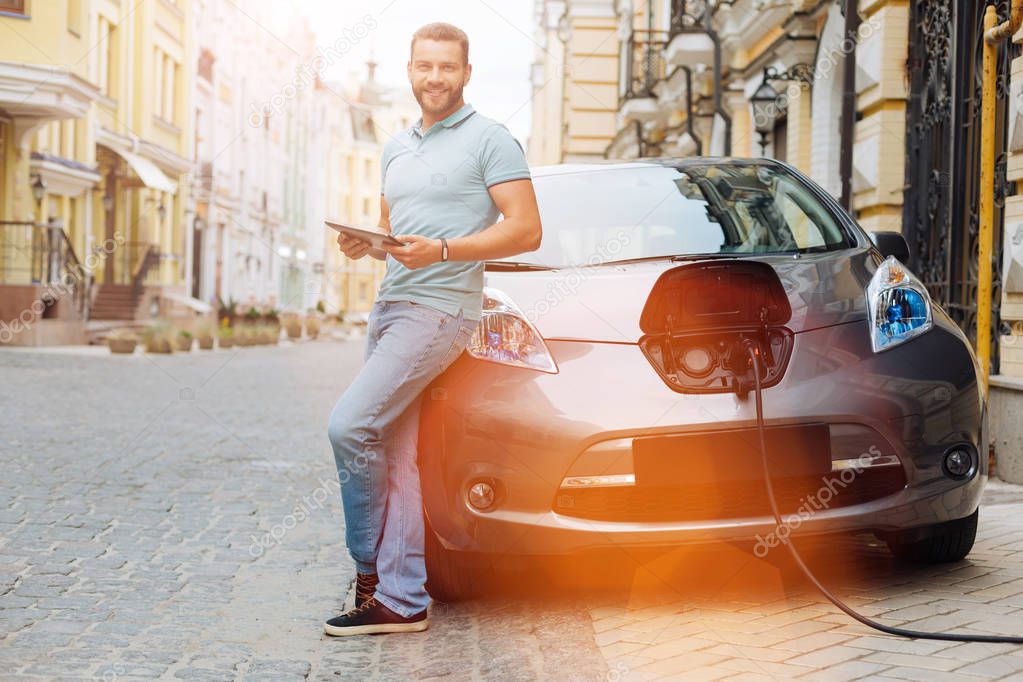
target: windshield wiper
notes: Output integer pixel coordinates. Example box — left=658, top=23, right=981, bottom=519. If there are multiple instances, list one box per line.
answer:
left=595, top=254, right=742, bottom=266
left=485, top=261, right=556, bottom=271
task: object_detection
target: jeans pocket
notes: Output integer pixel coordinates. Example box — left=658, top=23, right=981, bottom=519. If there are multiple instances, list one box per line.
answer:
left=438, top=321, right=475, bottom=373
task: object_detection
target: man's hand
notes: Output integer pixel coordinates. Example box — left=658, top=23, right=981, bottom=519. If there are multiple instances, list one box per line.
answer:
left=337, top=233, right=371, bottom=260
left=382, top=234, right=442, bottom=270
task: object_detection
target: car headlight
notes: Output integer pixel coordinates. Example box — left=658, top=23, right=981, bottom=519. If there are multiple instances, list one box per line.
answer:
left=467, top=287, right=558, bottom=373
left=866, top=255, right=933, bottom=352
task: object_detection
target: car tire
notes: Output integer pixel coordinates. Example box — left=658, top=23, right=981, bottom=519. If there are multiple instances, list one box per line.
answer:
left=423, top=518, right=490, bottom=603
left=885, top=508, right=978, bottom=564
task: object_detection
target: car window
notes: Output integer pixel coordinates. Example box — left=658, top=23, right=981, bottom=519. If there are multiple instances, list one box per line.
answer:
left=505, top=164, right=849, bottom=267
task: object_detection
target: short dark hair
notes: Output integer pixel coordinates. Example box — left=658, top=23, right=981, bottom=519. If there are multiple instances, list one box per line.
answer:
left=410, top=22, right=469, bottom=64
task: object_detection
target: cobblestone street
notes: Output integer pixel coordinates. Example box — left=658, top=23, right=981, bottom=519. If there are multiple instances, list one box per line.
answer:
left=2, top=339, right=1023, bottom=680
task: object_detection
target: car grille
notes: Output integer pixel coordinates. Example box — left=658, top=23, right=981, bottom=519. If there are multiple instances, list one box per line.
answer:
left=552, top=467, right=907, bottom=523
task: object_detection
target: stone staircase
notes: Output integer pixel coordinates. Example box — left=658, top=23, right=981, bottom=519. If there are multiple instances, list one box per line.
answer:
left=90, top=283, right=142, bottom=320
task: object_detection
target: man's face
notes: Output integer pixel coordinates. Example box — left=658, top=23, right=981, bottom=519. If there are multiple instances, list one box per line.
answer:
left=408, top=38, right=471, bottom=117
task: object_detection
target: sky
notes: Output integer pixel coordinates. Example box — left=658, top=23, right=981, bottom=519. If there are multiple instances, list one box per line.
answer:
left=305, top=0, right=537, bottom=146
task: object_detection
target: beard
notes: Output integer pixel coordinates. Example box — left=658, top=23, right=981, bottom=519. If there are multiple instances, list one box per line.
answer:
left=413, top=80, right=464, bottom=117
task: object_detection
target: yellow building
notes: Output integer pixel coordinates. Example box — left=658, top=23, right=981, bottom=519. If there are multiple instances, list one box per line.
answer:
left=528, top=0, right=621, bottom=164
left=0, top=0, right=194, bottom=344
left=320, top=67, right=419, bottom=319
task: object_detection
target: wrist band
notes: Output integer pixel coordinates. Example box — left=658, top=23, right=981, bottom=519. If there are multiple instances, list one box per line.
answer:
left=440, top=237, right=448, bottom=262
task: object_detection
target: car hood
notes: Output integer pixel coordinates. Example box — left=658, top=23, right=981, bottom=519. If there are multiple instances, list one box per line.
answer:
left=484, top=248, right=877, bottom=343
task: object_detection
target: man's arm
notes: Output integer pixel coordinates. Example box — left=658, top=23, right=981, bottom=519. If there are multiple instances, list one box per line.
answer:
left=335, top=195, right=391, bottom=261
left=383, top=178, right=541, bottom=269
left=447, top=179, right=541, bottom=260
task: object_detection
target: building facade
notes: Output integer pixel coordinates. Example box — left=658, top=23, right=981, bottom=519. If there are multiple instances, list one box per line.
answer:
left=1, top=0, right=194, bottom=343
left=529, top=0, right=621, bottom=165
left=319, top=68, right=419, bottom=319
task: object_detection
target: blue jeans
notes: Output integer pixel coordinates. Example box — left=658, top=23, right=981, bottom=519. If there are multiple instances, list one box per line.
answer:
left=327, top=299, right=477, bottom=616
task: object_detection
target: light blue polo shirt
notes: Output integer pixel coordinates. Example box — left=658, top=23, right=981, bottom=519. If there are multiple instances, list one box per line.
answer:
left=376, top=102, right=531, bottom=321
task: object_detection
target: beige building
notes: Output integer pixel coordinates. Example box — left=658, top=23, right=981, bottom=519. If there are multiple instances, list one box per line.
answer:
left=320, top=67, right=419, bottom=319
left=1, top=0, right=194, bottom=342
left=528, top=0, right=621, bottom=164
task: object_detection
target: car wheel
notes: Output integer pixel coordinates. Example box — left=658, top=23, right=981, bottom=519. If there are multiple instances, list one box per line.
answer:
left=885, top=508, right=978, bottom=564
left=423, top=518, right=491, bottom=603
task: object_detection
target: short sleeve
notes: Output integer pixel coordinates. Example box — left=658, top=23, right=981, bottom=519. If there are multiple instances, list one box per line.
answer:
left=479, top=124, right=531, bottom=188
left=380, top=138, right=400, bottom=193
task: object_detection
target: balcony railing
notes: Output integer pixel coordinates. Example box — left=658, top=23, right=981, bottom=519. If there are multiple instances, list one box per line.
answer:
left=0, top=220, right=89, bottom=316
left=621, top=29, right=670, bottom=102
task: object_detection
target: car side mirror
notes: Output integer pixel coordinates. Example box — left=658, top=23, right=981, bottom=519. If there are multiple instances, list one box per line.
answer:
left=869, top=231, right=910, bottom=263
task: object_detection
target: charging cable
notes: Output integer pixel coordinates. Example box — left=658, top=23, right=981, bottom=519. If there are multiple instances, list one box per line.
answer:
left=745, top=342, right=1023, bottom=643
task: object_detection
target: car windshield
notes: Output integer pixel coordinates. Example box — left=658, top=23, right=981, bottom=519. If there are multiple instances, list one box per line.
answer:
left=500, top=163, right=851, bottom=268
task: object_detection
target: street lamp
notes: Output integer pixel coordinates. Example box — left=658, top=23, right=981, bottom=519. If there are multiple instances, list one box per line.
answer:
left=31, top=174, right=47, bottom=203
left=157, top=202, right=168, bottom=222
left=750, top=69, right=780, bottom=156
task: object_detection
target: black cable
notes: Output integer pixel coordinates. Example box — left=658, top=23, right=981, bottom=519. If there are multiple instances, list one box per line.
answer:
left=745, top=342, right=1023, bottom=643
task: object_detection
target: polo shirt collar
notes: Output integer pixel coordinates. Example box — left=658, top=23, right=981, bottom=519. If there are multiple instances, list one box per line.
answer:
left=412, top=102, right=475, bottom=137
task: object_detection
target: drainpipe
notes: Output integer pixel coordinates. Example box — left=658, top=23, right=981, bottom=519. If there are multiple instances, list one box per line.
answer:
left=707, top=22, right=731, bottom=155
left=635, top=119, right=645, bottom=158
left=682, top=66, right=703, bottom=156
left=839, top=0, right=860, bottom=211
left=979, top=0, right=1023, bottom=387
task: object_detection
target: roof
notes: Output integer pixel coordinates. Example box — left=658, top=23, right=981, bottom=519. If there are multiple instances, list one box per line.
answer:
left=530, top=157, right=781, bottom=178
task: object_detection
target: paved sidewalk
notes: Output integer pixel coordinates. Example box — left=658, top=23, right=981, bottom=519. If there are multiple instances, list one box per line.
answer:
left=0, top=342, right=605, bottom=681
left=584, top=481, right=1023, bottom=681
left=2, top=340, right=1022, bottom=680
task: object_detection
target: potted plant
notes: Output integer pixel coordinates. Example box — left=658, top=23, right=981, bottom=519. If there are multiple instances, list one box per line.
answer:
left=107, top=329, right=138, bottom=354
left=142, top=321, right=173, bottom=354
left=284, top=313, right=303, bottom=340
left=174, top=329, right=193, bottom=352
left=217, top=325, right=235, bottom=348
left=218, top=296, right=238, bottom=328
left=305, top=315, right=321, bottom=339
left=235, top=326, right=253, bottom=346
left=196, top=322, right=215, bottom=350
left=244, top=306, right=261, bottom=327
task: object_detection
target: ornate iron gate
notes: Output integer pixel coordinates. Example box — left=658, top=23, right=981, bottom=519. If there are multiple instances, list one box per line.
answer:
left=903, top=0, right=1018, bottom=372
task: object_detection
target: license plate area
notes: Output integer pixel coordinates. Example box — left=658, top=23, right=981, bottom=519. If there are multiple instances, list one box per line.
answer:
left=632, top=424, right=831, bottom=487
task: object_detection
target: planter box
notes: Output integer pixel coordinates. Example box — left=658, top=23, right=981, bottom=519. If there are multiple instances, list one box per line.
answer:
left=197, top=337, right=215, bottom=350
left=175, top=337, right=193, bottom=352
left=108, top=338, right=137, bottom=354
left=146, top=339, right=173, bottom=354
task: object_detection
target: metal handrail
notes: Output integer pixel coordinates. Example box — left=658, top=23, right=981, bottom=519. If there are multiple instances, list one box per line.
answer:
left=0, top=220, right=89, bottom=316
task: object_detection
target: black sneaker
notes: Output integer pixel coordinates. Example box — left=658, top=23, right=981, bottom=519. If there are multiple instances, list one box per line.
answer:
left=355, top=572, right=378, bottom=608
left=323, top=597, right=428, bottom=636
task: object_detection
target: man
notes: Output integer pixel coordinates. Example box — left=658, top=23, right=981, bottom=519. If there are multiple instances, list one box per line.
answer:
left=324, top=22, right=542, bottom=636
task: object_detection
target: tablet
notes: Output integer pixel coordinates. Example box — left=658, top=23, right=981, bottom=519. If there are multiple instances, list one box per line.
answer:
left=325, top=219, right=406, bottom=249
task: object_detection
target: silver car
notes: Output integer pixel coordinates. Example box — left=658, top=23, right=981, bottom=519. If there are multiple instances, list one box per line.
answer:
left=418, top=159, right=985, bottom=601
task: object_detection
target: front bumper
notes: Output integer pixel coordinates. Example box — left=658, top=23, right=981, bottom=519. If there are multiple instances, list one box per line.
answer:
left=418, top=316, right=986, bottom=555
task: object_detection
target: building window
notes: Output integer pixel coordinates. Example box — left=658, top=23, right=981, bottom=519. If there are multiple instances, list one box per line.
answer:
left=67, top=0, right=81, bottom=34
left=95, top=16, right=114, bottom=96
left=363, top=158, right=372, bottom=182
left=361, top=197, right=370, bottom=218
left=0, top=0, right=27, bottom=17
left=358, top=281, right=368, bottom=303
left=198, top=47, right=215, bottom=83
left=154, top=49, right=176, bottom=123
